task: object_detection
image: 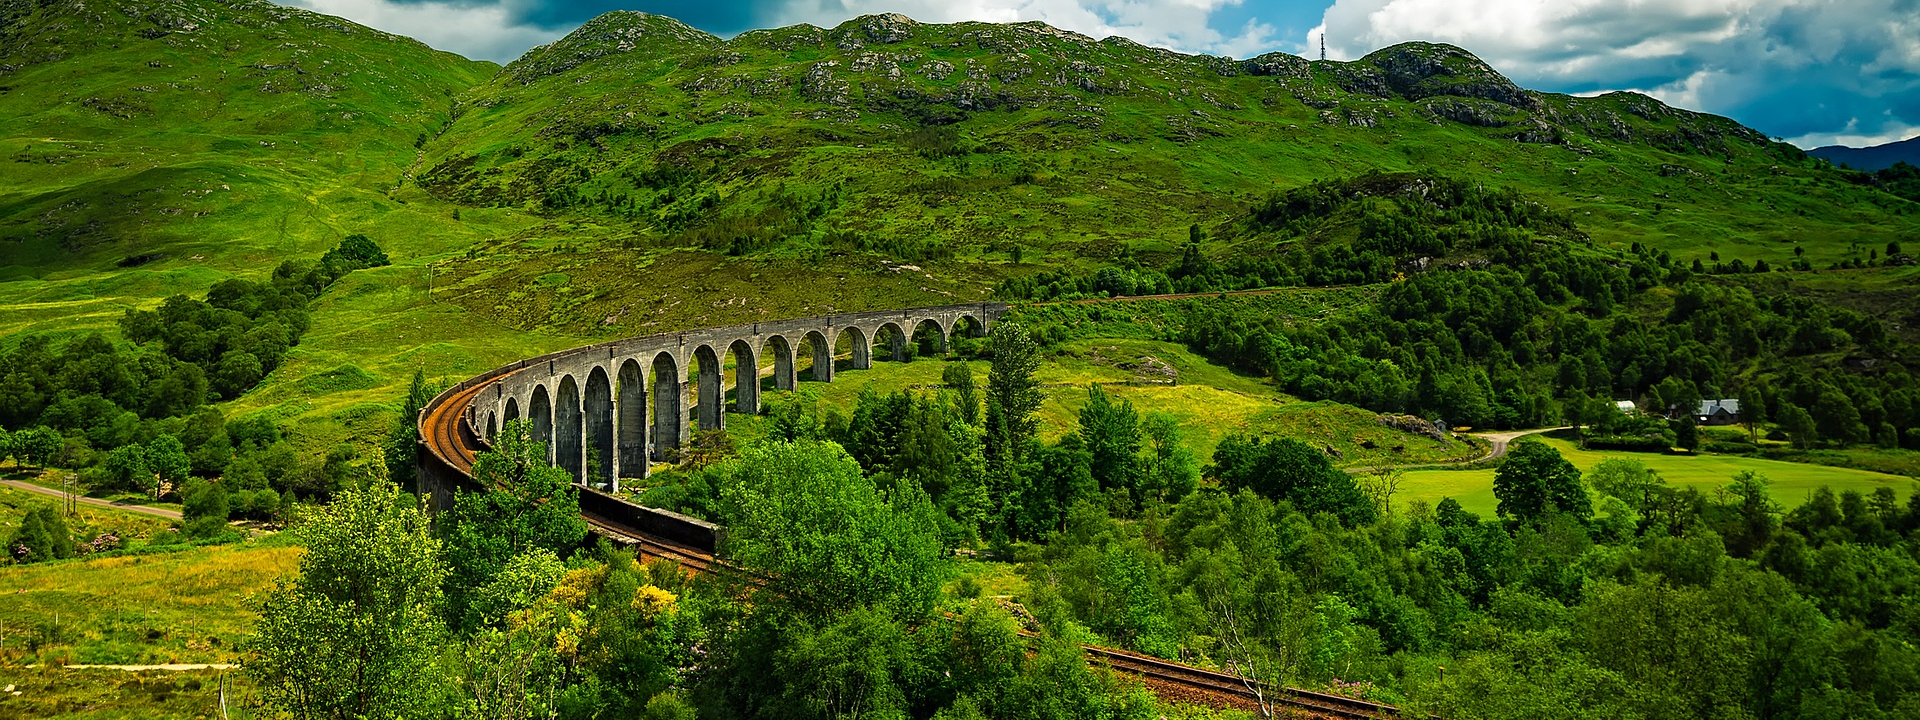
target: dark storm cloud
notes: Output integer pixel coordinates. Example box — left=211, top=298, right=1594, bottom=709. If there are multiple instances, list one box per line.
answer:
left=1320, top=0, right=1920, bottom=146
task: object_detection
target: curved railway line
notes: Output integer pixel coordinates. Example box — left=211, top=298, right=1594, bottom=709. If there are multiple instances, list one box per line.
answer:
left=418, top=305, right=1421, bottom=719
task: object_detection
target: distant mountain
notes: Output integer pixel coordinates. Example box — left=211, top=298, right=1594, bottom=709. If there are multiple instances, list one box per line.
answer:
left=1809, top=135, right=1920, bottom=171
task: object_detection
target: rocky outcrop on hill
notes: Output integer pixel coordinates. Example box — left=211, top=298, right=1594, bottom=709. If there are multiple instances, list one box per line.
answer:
left=1341, top=42, right=1538, bottom=110
left=1379, top=414, right=1451, bottom=444
left=505, top=11, right=718, bottom=84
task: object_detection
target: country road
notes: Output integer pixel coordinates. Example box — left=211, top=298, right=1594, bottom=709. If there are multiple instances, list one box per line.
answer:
left=1, top=480, right=183, bottom=521
left=1478, top=427, right=1572, bottom=461
left=1346, top=426, right=1570, bottom=474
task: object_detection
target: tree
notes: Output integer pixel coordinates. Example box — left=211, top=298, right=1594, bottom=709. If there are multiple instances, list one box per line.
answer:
left=1578, top=579, right=1752, bottom=720
left=385, top=370, right=433, bottom=491
left=182, top=478, right=231, bottom=538
left=1811, top=386, right=1867, bottom=445
left=1361, top=467, right=1409, bottom=516
left=16, top=426, right=62, bottom=470
left=719, top=439, right=945, bottom=618
left=943, top=362, right=979, bottom=426
left=322, top=233, right=391, bottom=269
left=443, top=419, right=588, bottom=631
left=1493, top=440, right=1590, bottom=523
left=246, top=482, right=448, bottom=719
left=8, top=505, right=72, bottom=563
left=1779, top=402, right=1817, bottom=449
left=1672, top=415, right=1699, bottom=451
left=1721, top=471, right=1777, bottom=557
left=146, top=435, right=191, bottom=498
left=1585, top=457, right=1664, bottom=514
left=1138, top=413, right=1198, bottom=505
left=0, top=427, right=11, bottom=466
left=1738, top=385, right=1767, bottom=444
left=86, top=443, right=152, bottom=495
left=212, top=350, right=264, bottom=399
left=984, top=322, right=1042, bottom=473
left=1078, top=385, right=1141, bottom=498
left=1209, top=435, right=1375, bottom=526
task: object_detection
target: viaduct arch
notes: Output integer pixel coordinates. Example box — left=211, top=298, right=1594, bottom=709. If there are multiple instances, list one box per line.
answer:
left=418, top=303, right=1006, bottom=503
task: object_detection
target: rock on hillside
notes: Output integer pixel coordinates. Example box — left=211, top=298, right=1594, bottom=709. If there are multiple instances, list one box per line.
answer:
left=504, top=11, right=719, bottom=85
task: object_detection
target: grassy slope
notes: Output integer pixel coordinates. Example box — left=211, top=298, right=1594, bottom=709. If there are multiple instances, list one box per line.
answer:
left=1399, top=434, right=1915, bottom=517
left=0, top=0, right=539, bottom=451
left=0, top=528, right=300, bottom=667
left=414, top=12, right=1920, bottom=338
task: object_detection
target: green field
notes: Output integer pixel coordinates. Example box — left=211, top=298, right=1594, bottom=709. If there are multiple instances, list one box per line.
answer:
left=0, top=536, right=300, bottom=667
left=0, top=666, right=244, bottom=720
left=1401, top=434, right=1917, bottom=517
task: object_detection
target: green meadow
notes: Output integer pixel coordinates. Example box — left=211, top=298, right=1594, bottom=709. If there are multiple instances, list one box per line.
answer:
left=1401, top=433, right=1917, bottom=517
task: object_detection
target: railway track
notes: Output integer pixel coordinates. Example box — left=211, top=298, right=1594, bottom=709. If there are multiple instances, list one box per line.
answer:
left=582, top=513, right=726, bottom=575
left=1081, top=645, right=1405, bottom=718
left=422, top=378, right=490, bottom=476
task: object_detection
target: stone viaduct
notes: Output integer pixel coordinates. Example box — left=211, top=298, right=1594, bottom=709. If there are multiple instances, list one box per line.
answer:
left=436, top=302, right=1006, bottom=491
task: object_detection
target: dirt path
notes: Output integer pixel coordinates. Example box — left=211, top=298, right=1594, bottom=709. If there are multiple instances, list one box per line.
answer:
left=1346, top=427, right=1570, bottom=474
left=1478, top=427, right=1571, bottom=461
left=0, top=480, right=182, bottom=521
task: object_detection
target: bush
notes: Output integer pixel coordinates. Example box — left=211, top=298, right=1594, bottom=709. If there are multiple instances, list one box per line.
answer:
left=7, top=505, right=74, bottom=563
left=1582, top=435, right=1675, bottom=452
left=322, top=234, right=391, bottom=269
left=1702, top=441, right=1758, bottom=455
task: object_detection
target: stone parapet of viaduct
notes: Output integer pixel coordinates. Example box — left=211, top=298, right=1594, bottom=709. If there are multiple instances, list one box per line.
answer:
left=419, top=302, right=1006, bottom=496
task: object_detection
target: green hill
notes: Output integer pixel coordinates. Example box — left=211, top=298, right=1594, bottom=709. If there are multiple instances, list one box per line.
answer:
left=409, top=11, right=1917, bottom=334
left=0, top=0, right=497, bottom=290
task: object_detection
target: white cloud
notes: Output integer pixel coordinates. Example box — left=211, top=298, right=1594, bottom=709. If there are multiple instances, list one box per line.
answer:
left=1316, top=0, right=1920, bottom=147
left=1789, top=120, right=1920, bottom=150
left=769, top=0, right=1268, bottom=58
left=288, top=0, right=567, bottom=62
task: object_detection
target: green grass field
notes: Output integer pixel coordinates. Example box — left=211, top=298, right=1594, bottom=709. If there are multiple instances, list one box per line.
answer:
left=0, top=534, right=301, bottom=667
left=0, top=666, right=247, bottom=720
left=1400, top=434, right=1917, bottom=517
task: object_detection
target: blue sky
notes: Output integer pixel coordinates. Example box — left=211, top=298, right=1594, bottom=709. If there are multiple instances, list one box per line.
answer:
left=291, top=0, right=1920, bottom=149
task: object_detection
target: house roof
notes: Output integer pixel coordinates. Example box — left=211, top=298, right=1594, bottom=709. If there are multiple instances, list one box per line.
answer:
left=1696, top=399, right=1740, bottom=416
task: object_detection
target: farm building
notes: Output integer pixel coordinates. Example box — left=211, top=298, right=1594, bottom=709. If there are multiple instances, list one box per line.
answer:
left=1694, top=399, right=1741, bottom=426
